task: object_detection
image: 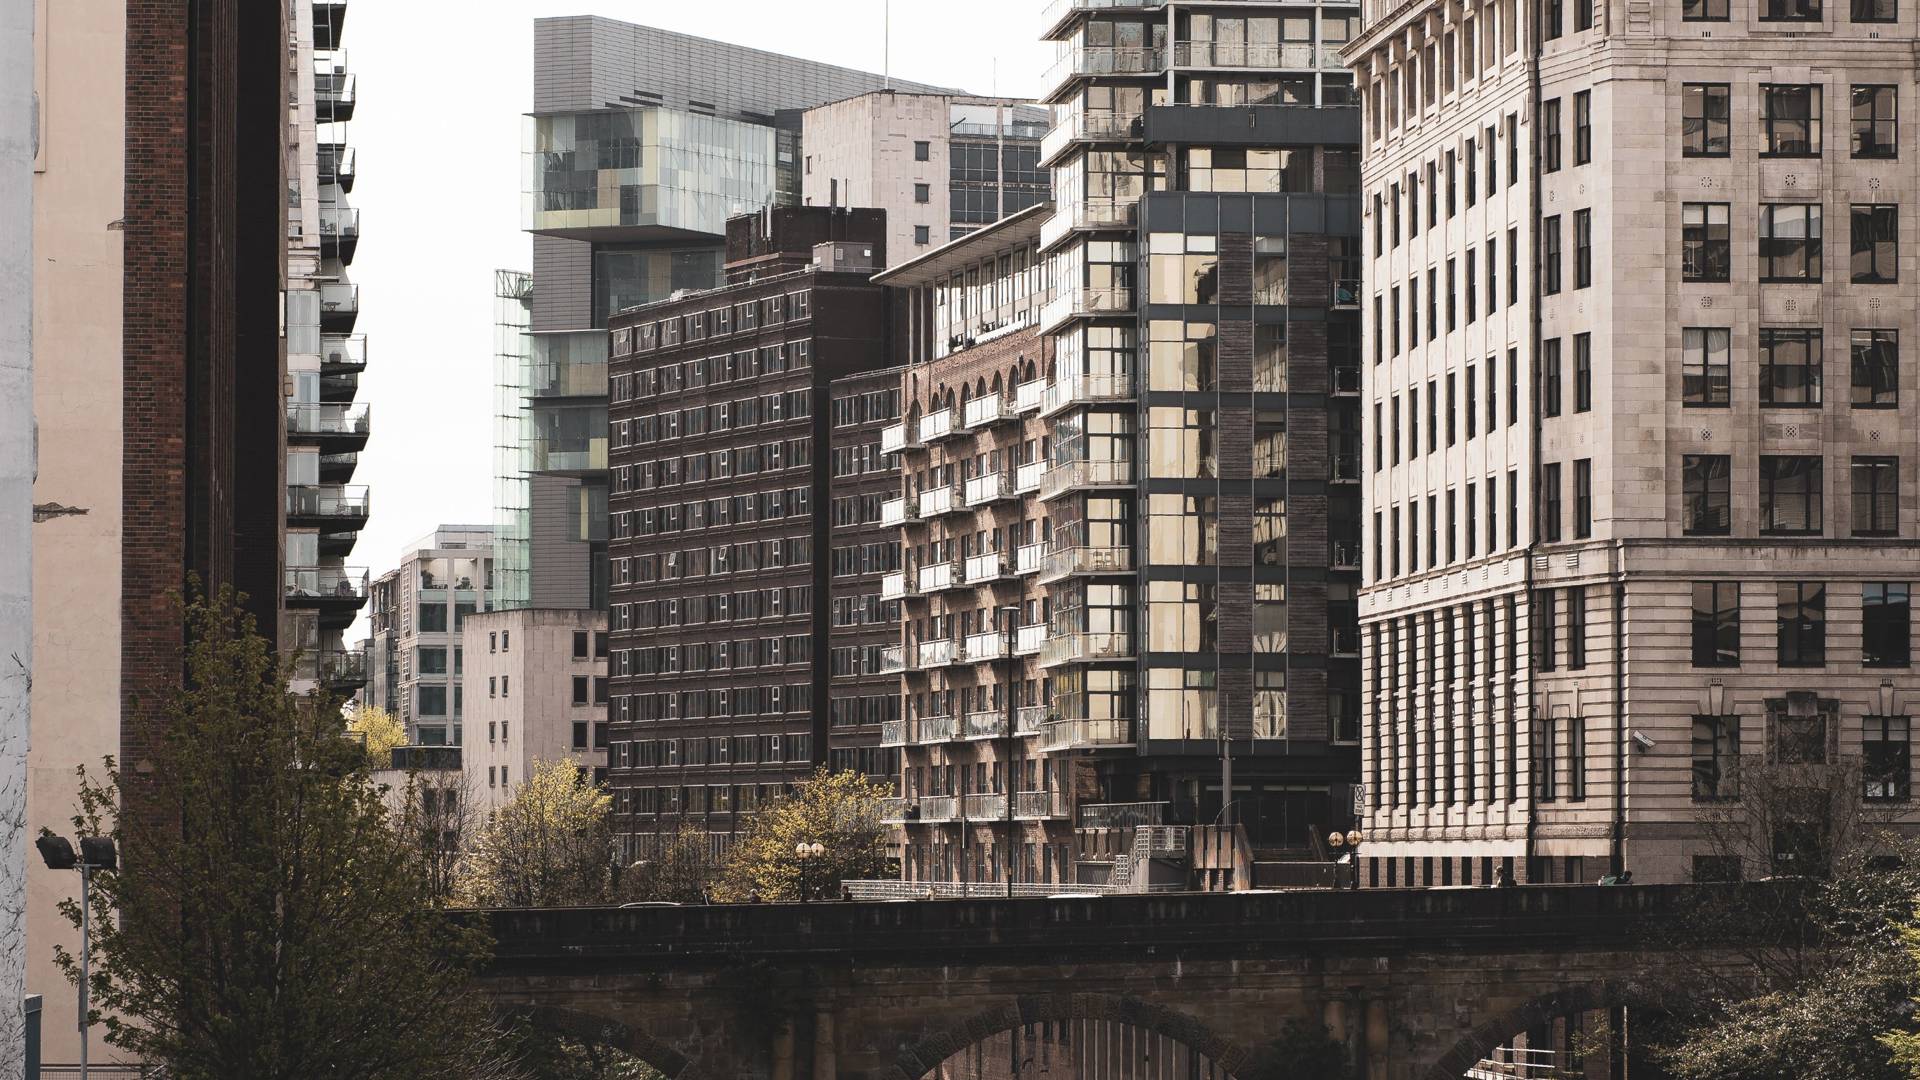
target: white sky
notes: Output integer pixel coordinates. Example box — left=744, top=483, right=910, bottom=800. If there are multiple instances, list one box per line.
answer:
left=344, top=1, right=1054, bottom=603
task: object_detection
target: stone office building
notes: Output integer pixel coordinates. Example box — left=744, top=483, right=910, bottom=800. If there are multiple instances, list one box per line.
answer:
left=1349, top=0, right=1920, bottom=885
left=605, top=207, right=899, bottom=860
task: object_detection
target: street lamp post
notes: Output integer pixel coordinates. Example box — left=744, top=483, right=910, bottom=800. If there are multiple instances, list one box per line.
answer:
left=793, top=840, right=825, bottom=900
left=1328, top=829, right=1364, bottom=891
left=1001, top=604, right=1020, bottom=899
left=36, top=834, right=117, bottom=1080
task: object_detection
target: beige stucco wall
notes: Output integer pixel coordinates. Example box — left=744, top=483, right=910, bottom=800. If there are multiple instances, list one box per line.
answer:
left=802, top=91, right=953, bottom=267
left=461, top=609, right=608, bottom=821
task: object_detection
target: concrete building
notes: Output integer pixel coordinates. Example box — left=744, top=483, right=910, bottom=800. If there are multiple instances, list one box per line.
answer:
left=605, top=206, right=897, bottom=860
left=1348, top=0, right=1920, bottom=885
left=1, top=0, right=27, bottom=1060
left=1024, top=0, right=1367, bottom=876
left=284, top=0, right=371, bottom=699
left=801, top=91, right=1050, bottom=260
left=24, top=0, right=287, bottom=1062
left=462, top=608, right=610, bottom=820
left=363, top=526, right=494, bottom=746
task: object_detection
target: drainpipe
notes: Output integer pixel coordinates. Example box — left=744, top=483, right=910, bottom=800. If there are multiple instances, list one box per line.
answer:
left=1610, top=550, right=1626, bottom=876
left=1523, top=0, right=1545, bottom=881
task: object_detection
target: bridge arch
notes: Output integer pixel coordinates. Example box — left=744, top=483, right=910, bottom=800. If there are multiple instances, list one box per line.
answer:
left=884, top=992, right=1253, bottom=1080
left=499, top=1003, right=712, bottom=1080
left=1417, top=981, right=1659, bottom=1080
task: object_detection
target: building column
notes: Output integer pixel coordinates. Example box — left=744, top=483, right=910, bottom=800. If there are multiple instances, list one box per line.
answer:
left=770, top=1018, right=796, bottom=1080
left=1364, top=998, right=1390, bottom=1080
left=812, top=1008, right=836, bottom=1080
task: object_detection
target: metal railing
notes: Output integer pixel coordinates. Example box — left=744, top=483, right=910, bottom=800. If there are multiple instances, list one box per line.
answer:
left=1079, top=801, right=1169, bottom=830
left=1038, top=717, right=1135, bottom=750
left=880, top=796, right=911, bottom=822
left=964, top=711, right=1008, bottom=739
left=963, top=395, right=1015, bottom=429
left=1013, top=379, right=1046, bottom=413
left=1041, top=46, right=1166, bottom=99
left=1039, top=631, right=1133, bottom=668
left=917, top=485, right=957, bottom=517
left=1040, top=109, right=1144, bottom=163
left=1465, top=1047, right=1564, bottom=1079
left=878, top=644, right=908, bottom=674
left=1170, top=41, right=1333, bottom=70
left=1015, top=542, right=1046, bottom=576
left=1016, top=705, right=1050, bottom=734
left=918, top=638, right=958, bottom=668
left=1039, top=544, right=1131, bottom=582
left=1038, top=457, right=1133, bottom=501
left=1039, top=284, right=1135, bottom=331
left=286, top=402, right=369, bottom=437
left=1040, top=0, right=1167, bottom=37
left=1014, top=459, right=1045, bottom=494
left=917, top=562, right=959, bottom=594
left=916, top=714, right=960, bottom=743
left=917, top=408, right=956, bottom=443
left=964, top=631, right=1007, bottom=663
left=1016, top=789, right=1070, bottom=819
left=842, top=879, right=1112, bottom=900
left=1040, top=372, right=1133, bottom=416
left=284, top=565, right=368, bottom=600
left=964, top=792, right=1008, bottom=819
left=880, top=571, right=911, bottom=601
left=880, top=421, right=915, bottom=455
left=1015, top=623, right=1048, bottom=656
left=964, top=472, right=1015, bottom=507
left=879, top=720, right=909, bottom=747
left=963, top=551, right=1009, bottom=584
left=919, top=795, right=960, bottom=822
left=879, top=496, right=917, bottom=527
left=285, top=483, right=368, bottom=519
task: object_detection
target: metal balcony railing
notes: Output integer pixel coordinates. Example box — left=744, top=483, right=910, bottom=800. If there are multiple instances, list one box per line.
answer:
left=1015, top=542, right=1047, bottom=576
left=880, top=572, right=912, bottom=601
left=1039, top=284, right=1134, bottom=333
left=284, top=565, right=368, bottom=601
left=1039, top=631, right=1134, bottom=668
left=963, top=551, right=1010, bottom=584
left=963, top=395, right=1016, bottom=429
left=880, top=720, right=909, bottom=748
left=1040, top=109, right=1144, bottom=164
left=1040, top=372, right=1133, bottom=417
left=1170, top=41, right=1332, bottom=70
left=916, top=714, right=960, bottom=743
left=1040, top=0, right=1167, bottom=39
left=917, top=562, right=960, bottom=594
left=1015, top=624, right=1048, bottom=656
left=1038, top=544, right=1132, bottom=583
left=285, top=484, right=369, bottom=520
left=879, top=496, right=917, bottom=528
left=1038, top=717, right=1136, bottom=751
left=918, top=485, right=957, bottom=517
left=964, top=792, right=1008, bottom=819
left=1331, top=541, right=1361, bottom=569
left=880, top=796, right=911, bottom=823
left=1079, top=801, right=1168, bottom=829
left=964, top=471, right=1016, bottom=507
left=1014, top=459, right=1045, bottom=494
left=917, top=638, right=959, bottom=668
left=1040, top=196, right=1141, bottom=249
left=1013, top=379, right=1046, bottom=413
left=286, top=402, right=369, bottom=438
left=964, top=712, right=1008, bottom=739
left=843, top=880, right=1112, bottom=899
left=1016, top=789, right=1071, bottom=819
left=919, top=795, right=960, bottom=822
left=878, top=644, right=908, bottom=674
left=880, top=421, right=916, bottom=456
left=1038, top=458, right=1133, bottom=501
left=964, top=631, right=1007, bottom=663
left=1040, top=46, right=1166, bottom=102
left=917, top=408, right=957, bottom=444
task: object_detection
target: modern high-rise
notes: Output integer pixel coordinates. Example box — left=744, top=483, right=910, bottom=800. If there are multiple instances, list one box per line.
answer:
left=508, top=17, right=951, bottom=613
left=24, top=0, right=287, bottom=1061
left=363, top=527, right=495, bottom=746
left=1349, top=0, right=1920, bottom=885
left=604, top=207, right=898, bottom=859
left=285, top=0, right=371, bottom=699
left=1030, top=0, right=1367, bottom=866
left=801, top=91, right=1050, bottom=259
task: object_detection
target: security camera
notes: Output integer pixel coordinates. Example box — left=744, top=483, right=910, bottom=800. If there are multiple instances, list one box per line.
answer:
left=1631, top=730, right=1657, bottom=753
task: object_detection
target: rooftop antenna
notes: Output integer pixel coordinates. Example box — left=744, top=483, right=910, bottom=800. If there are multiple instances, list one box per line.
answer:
left=883, top=0, right=891, bottom=89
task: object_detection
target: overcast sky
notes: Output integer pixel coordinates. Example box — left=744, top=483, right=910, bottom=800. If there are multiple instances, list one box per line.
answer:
left=344, top=1, right=1052, bottom=608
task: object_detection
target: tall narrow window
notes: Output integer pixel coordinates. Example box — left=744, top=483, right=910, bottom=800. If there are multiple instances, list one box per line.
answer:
left=1540, top=462, right=1563, bottom=543
left=1776, top=582, right=1827, bottom=667
left=1542, top=216, right=1563, bottom=293
left=1507, top=226, right=1520, bottom=305
left=1446, top=258, right=1457, bottom=332
left=1446, top=149, right=1458, bottom=216
left=1760, top=455, right=1824, bottom=535
left=1567, top=587, right=1588, bottom=669
left=1691, top=583, right=1740, bottom=668
left=1851, top=204, right=1899, bottom=283
left=1573, top=459, right=1592, bottom=538
left=1466, top=364, right=1478, bottom=436
left=1692, top=715, right=1740, bottom=800
left=1864, top=583, right=1912, bottom=667
left=1759, top=328, right=1823, bottom=406
left=1851, top=328, right=1899, bottom=407
left=1573, top=333, right=1592, bottom=412
left=1683, top=327, right=1731, bottom=406
left=1683, top=454, right=1732, bottom=535
left=1864, top=715, right=1912, bottom=801
left=1853, top=85, right=1898, bottom=159
left=1760, top=204, right=1823, bottom=282
left=1542, top=338, right=1563, bottom=417
left=1683, top=84, right=1732, bottom=154
left=1761, top=85, right=1823, bottom=154
left=1573, top=91, right=1592, bottom=163
left=1543, top=99, right=1563, bottom=170
left=1573, top=209, right=1593, bottom=288
left=1487, top=235, right=1499, bottom=312
left=1683, top=203, right=1732, bottom=282
left=1508, top=348, right=1520, bottom=426
left=1544, top=0, right=1564, bottom=37
left=1536, top=588, right=1559, bottom=672
left=1853, top=456, right=1900, bottom=536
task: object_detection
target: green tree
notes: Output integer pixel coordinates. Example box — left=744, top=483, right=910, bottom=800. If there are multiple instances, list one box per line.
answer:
left=347, top=703, right=407, bottom=764
left=460, top=757, right=615, bottom=907
left=712, top=769, right=890, bottom=902
left=618, top=821, right=716, bottom=904
left=49, top=588, right=509, bottom=1080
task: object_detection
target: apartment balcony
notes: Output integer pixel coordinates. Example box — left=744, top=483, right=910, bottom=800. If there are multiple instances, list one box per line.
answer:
left=284, top=566, right=369, bottom=629
left=1169, top=41, right=1342, bottom=71
left=878, top=644, right=909, bottom=675
left=1038, top=717, right=1137, bottom=751
left=1039, top=372, right=1133, bottom=418
left=918, top=795, right=960, bottom=823
left=1039, top=46, right=1166, bottom=104
left=917, top=408, right=958, bottom=444
left=1013, top=379, right=1046, bottom=414
left=965, top=472, right=1016, bottom=509
left=287, top=403, right=370, bottom=451
left=881, top=796, right=912, bottom=823
left=1039, top=631, right=1134, bottom=669
left=964, top=551, right=1012, bottom=585
left=918, top=561, right=962, bottom=595
left=1040, top=196, right=1142, bottom=251
left=880, top=421, right=917, bottom=456
left=1038, top=458, right=1133, bottom=502
left=879, top=495, right=918, bottom=528
left=1331, top=540, right=1361, bottom=571
left=1039, top=285, right=1135, bottom=335
left=1015, top=789, right=1071, bottom=820
left=1016, top=704, right=1050, bottom=734
left=320, top=205, right=359, bottom=263
left=1040, top=0, right=1167, bottom=40
left=917, top=714, right=960, bottom=743
left=1038, top=544, right=1133, bottom=584
left=964, top=712, right=1009, bottom=740
left=1079, top=801, right=1168, bottom=830
left=1015, top=542, right=1047, bottom=577
left=319, top=451, right=359, bottom=483
left=313, top=0, right=347, bottom=51
left=320, top=334, right=367, bottom=373
left=1011, top=623, right=1046, bottom=657
left=964, top=631, right=1007, bottom=664
left=318, top=142, right=355, bottom=192
left=962, top=394, right=1016, bottom=430
left=1040, top=109, right=1145, bottom=167
left=319, top=644, right=369, bottom=693
left=963, top=792, right=1009, bottom=820
left=529, top=434, right=607, bottom=475
left=285, top=484, right=370, bottom=530
left=315, top=66, right=356, bottom=123
left=918, top=638, right=960, bottom=668
left=319, top=281, right=358, bottom=332
left=880, top=720, right=909, bottom=748
left=880, top=571, right=914, bottom=602
left=917, top=485, right=958, bottom=518
left=1013, top=459, right=1045, bottom=495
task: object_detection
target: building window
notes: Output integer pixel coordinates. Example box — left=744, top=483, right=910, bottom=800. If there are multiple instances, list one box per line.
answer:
left=914, top=183, right=930, bottom=203
left=1685, top=0, right=1730, bottom=16
left=1762, top=85, right=1823, bottom=153
left=1760, top=204, right=1823, bottom=282
left=1692, top=715, right=1740, bottom=800
left=1853, top=0, right=1896, bottom=21
left=502, top=631, right=510, bottom=652
left=1852, top=204, right=1899, bottom=283
left=1567, top=586, right=1587, bottom=668
left=1853, top=86, right=1898, bottom=158
left=573, top=721, right=588, bottom=751
left=1692, top=583, right=1740, bottom=667
left=573, top=630, right=589, bottom=659
left=914, top=140, right=931, bottom=161
left=1853, top=456, right=1900, bottom=536
left=1573, top=333, right=1592, bottom=412
left=501, top=675, right=509, bottom=697
left=1864, top=583, right=1912, bottom=666
left=1683, top=327, right=1731, bottom=406
left=1543, top=99, right=1562, bottom=171
left=1573, top=459, right=1592, bottom=538
left=572, top=675, right=589, bottom=705
left=1540, top=462, right=1563, bottom=543
left=914, top=225, right=931, bottom=246
left=1761, top=0, right=1822, bottom=18
left=1542, top=338, right=1563, bottom=417
left=1683, top=203, right=1731, bottom=281
left=1683, top=454, right=1732, bottom=535
left=1759, top=327, right=1823, bottom=406
left=1573, top=90, right=1592, bottom=163
left=1542, top=215, right=1563, bottom=293
left=1761, top=455, right=1824, bottom=534
left=1536, top=588, right=1558, bottom=671
left=1683, top=84, right=1731, bottom=153
left=1573, top=209, right=1592, bottom=288
left=1865, top=715, right=1912, bottom=800
left=489, top=632, right=497, bottom=653
left=1852, top=329, right=1899, bottom=407
left=1776, top=582, right=1827, bottom=667
left=489, top=676, right=497, bottom=698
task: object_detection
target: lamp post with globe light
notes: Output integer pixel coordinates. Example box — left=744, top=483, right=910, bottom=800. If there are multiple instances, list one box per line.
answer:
left=36, top=833, right=117, bottom=1080
left=793, top=840, right=826, bottom=900
left=1328, top=829, right=1364, bottom=890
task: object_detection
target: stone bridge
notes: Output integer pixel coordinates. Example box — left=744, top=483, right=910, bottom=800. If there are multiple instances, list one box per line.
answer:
left=477, top=884, right=1756, bottom=1080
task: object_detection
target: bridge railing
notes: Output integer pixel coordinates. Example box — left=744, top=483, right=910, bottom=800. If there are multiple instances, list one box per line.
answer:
left=843, top=880, right=1114, bottom=900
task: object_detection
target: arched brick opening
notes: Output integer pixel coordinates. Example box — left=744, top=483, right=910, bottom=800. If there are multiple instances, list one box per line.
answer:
left=500, top=1003, right=713, bottom=1080
left=885, top=992, right=1252, bottom=1080
left=1418, top=981, right=1658, bottom=1080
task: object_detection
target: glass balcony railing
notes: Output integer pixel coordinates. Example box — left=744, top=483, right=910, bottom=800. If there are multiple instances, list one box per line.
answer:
left=880, top=721, right=909, bottom=748
left=1039, top=631, right=1134, bottom=668
left=879, top=645, right=908, bottom=674
left=1040, top=372, right=1133, bottom=417
left=964, top=792, right=1009, bottom=819
left=320, top=334, right=367, bottom=371
left=319, top=644, right=369, bottom=687
left=1039, top=717, right=1136, bottom=751
left=1016, top=623, right=1049, bottom=656
left=287, top=402, right=370, bottom=438
left=1040, top=110, right=1144, bottom=164
left=285, top=484, right=369, bottom=520
left=881, top=795, right=912, bottom=822
left=917, top=714, right=960, bottom=743
left=964, top=472, right=1015, bottom=507
left=1016, top=704, right=1050, bottom=734
left=320, top=206, right=360, bottom=244
left=918, top=485, right=958, bottom=517
left=919, top=795, right=960, bottom=822
left=1041, top=0, right=1168, bottom=39
left=917, top=408, right=957, bottom=444
left=319, top=282, right=359, bottom=327
left=1039, top=285, right=1135, bottom=332
left=315, top=68, right=356, bottom=120
left=1170, top=41, right=1334, bottom=71
left=879, top=496, right=917, bottom=528
left=1038, top=544, right=1132, bottom=583
left=318, top=143, right=356, bottom=191
left=284, top=565, right=369, bottom=602
left=963, top=551, right=1010, bottom=584
left=1040, top=46, right=1166, bottom=101
left=1040, top=196, right=1142, bottom=249
left=1038, top=458, right=1134, bottom=501
left=528, top=435, right=607, bottom=474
